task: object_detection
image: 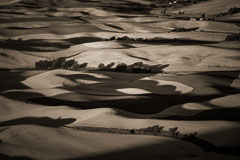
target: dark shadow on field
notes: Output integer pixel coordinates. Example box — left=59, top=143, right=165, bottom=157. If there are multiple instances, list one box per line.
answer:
left=0, top=153, right=34, bottom=160
left=1, top=91, right=45, bottom=102
left=75, top=0, right=154, bottom=15
left=203, top=44, right=240, bottom=52
left=56, top=71, right=164, bottom=84
left=158, top=107, right=240, bottom=121
left=2, top=71, right=240, bottom=116
left=198, top=71, right=239, bottom=80
left=0, top=39, right=69, bottom=52
left=27, top=92, right=240, bottom=117
left=1, top=126, right=240, bottom=160
left=211, top=85, right=239, bottom=94
left=0, top=17, right=72, bottom=24
left=104, top=23, right=124, bottom=30
left=70, top=144, right=201, bottom=160
left=103, top=4, right=153, bottom=15
left=0, top=142, right=201, bottom=160
left=0, top=117, right=76, bottom=127
left=117, top=39, right=220, bottom=46
left=225, top=56, right=240, bottom=61
left=71, top=17, right=89, bottom=23
left=0, top=70, right=31, bottom=92
left=60, top=71, right=154, bottom=82
left=0, top=71, right=240, bottom=158
left=126, top=54, right=150, bottom=61
left=65, top=37, right=105, bottom=45
left=65, top=125, right=240, bottom=159
left=0, top=122, right=240, bottom=159
left=55, top=73, right=110, bottom=84
left=0, top=11, right=26, bottom=15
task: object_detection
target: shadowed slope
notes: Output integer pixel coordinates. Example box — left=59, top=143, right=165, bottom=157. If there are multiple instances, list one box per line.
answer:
left=0, top=117, right=76, bottom=127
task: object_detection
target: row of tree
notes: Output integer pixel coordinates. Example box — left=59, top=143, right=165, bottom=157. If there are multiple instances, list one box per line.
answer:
left=35, top=58, right=167, bottom=73
left=35, top=58, right=87, bottom=70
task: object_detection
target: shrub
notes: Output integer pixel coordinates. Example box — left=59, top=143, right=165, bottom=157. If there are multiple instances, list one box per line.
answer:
left=131, top=63, right=143, bottom=73
left=171, top=27, right=198, bottom=32
left=35, top=57, right=88, bottom=70
left=63, top=59, right=76, bottom=69
left=128, top=62, right=151, bottom=73
left=55, top=57, right=66, bottom=68
left=121, top=36, right=129, bottom=41
left=110, top=36, right=116, bottom=40
left=35, top=60, right=49, bottom=69
left=105, top=62, right=115, bottom=69
left=98, top=63, right=105, bottom=70
left=140, top=65, right=151, bottom=73
left=115, top=63, right=127, bottom=72
left=169, top=127, right=178, bottom=135
left=48, top=59, right=58, bottom=68
left=130, top=129, right=135, bottom=134
left=143, top=127, right=152, bottom=133
left=78, top=63, right=88, bottom=68
left=228, top=7, right=240, bottom=15
left=186, top=132, right=198, bottom=140
left=225, top=33, right=240, bottom=41
left=152, top=125, right=164, bottom=134
left=69, top=63, right=81, bottom=70
left=131, top=62, right=144, bottom=66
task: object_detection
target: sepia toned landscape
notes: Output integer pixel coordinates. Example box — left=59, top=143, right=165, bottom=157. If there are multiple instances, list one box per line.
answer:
left=0, top=0, right=240, bottom=159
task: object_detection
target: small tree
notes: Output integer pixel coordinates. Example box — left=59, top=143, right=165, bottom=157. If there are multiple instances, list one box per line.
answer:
left=105, top=62, right=115, bottom=69
left=162, top=7, right=167, bottom=15
left=98, top=63, right=105, bottom=70
left=35, top=60, right=49, bottom=69
left=115, top=63, right=127, bottom=72
left=79, top=63, right=88, bottom=68
left=169, top=127, right=178, bottom=136
left=63, top=59, right=76, bottom=69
